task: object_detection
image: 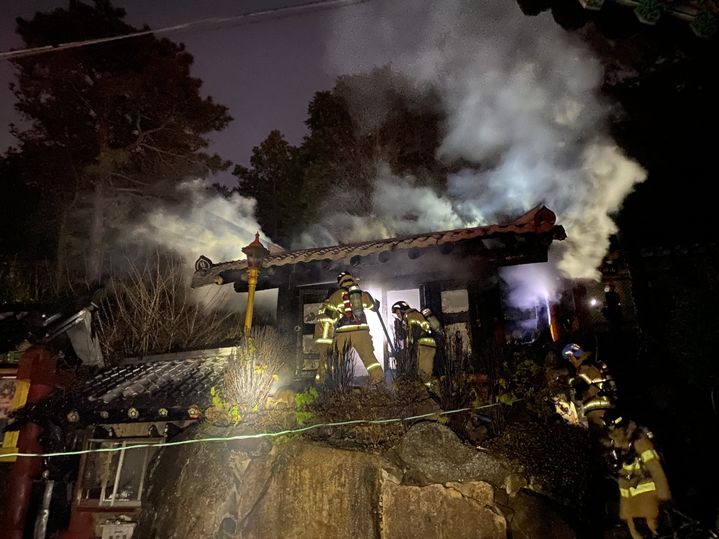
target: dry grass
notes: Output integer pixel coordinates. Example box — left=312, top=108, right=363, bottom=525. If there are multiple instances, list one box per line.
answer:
left=222, top=326, right=290, bottom=413
left=0, top=258, right=79, bottom=304
left=95, top=255, right=245, bottom=362
left=319, top=343, right=354, bottom=394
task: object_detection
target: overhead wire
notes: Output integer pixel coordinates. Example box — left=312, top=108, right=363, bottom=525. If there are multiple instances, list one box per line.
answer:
left=1, top=402, right=501, bottom=459
left=0, top=0, right=371, bottom=62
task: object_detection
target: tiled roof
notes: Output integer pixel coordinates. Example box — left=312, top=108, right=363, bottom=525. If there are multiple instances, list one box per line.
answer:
left=8, top=347, right=236, bottom=427
left=192, top=206, right=565, bottom=288
left=578, top=0, right=718, bottom=37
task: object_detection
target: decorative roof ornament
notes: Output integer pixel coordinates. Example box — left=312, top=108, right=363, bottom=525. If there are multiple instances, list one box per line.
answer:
left=691, top=8, right=718, bottom=38
left=195, top=255, right=213, bottom=272
left=635, top=0, right=664, bottom=24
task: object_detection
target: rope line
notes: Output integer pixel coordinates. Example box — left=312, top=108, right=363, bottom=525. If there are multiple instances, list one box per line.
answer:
left=0, top=0, right=370, bottom=61
left=2, top=403, right=502, bottom=459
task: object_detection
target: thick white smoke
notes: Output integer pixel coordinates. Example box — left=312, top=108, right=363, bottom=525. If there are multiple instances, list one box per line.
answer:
left=129, top=178, right=274, bottom=310
left=320, top=0, right=646, bottom=285
left=131, top=178, right=270, bottom=267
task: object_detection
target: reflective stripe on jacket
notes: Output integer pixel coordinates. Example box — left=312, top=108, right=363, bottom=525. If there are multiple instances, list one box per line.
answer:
left=314, top=307, right=336, bottom=345
left=321, top=288, right=375, bottom=332
left=404, top=309, right=436, bottom=348
left=617, top=438, right=669, bottom=500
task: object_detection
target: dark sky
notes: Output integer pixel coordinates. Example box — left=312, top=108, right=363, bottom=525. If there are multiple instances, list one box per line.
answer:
left=1, top=0, right=716, bottom=252
left=0, top=0, right=359, bottom=186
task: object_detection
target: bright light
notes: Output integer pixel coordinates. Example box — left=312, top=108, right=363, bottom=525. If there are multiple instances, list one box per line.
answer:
left=589, top=298, right=598, bottom=307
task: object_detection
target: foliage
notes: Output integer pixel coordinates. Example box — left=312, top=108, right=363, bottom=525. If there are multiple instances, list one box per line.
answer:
left=293, top=387, right=318, bottom=426
left=222, top=327, right=290, bottom=415
left=95, top=254, right=244, bottom=361
left=437, top=334, right=475, bottom=411
left=319, top=343, right=354, bottom=395
left=209, top=386, right=242, bottom=424
left=5, top=0, right=232, bottom=279
left=0, top=259, right=72, bottom=305
left=662, top=284, right=719, bottom=390
left=393, top=340, right=419, bottom=382
left=495, top=342, right=560, bottom=421
left=232, top=66, right=444, bottom=247
left=233, top=130, right=301, bottom=244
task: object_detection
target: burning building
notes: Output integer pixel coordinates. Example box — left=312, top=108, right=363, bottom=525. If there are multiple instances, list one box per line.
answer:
left=191, top=205, right=567, bottom=380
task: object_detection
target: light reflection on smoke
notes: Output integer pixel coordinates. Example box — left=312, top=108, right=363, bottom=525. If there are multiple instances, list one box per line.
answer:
left=318, top=0, right=646, bottom=285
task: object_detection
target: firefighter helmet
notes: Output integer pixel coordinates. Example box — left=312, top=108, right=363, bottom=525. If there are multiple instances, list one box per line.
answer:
left=391, top=301, right=410, bottom=313
left=562, top=343, right=586, bottom=361
left=337, top=272, right=356, bottom=287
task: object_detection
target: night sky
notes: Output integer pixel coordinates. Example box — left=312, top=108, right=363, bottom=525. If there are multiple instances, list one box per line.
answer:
left=1, top=0, right=716, bottom=254
left=0, top=0, right=353, bottom=186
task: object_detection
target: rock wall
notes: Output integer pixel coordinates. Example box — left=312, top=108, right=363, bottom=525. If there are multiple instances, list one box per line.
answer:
left=134, top=422, right=579, bottom=539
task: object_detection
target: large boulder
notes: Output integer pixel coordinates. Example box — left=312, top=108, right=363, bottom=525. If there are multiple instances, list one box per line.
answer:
left=392, top=421, right=518, bottom=491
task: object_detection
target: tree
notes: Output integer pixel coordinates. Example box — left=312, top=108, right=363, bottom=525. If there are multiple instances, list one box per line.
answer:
left=233, top=130, right=300, bottom=245
left=6, top=0, right=232, bottom=281
left=233, top=67, right=443, bottom=247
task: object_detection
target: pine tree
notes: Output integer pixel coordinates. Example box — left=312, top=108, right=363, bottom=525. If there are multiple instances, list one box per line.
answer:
left=6, top=0, right=232, bottom=281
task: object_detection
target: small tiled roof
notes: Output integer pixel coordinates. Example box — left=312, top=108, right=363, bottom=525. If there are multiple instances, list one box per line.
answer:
left=8, top=347, right=236, bottom=428
left=578, top=0, right=718, bottom=38
left=192, top=205, right=565, bottom=288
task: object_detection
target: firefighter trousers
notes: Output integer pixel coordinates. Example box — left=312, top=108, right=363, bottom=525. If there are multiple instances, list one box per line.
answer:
left=333, top=329, right=384, bottom=383
left=417, top=344, right=436, bottom=383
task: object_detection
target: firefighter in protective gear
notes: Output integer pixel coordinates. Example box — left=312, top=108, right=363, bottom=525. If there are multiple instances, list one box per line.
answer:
left=313, top=304, right=336, bottom=383
left=392, top=301, right=438, bottom=385
left=319, top=272, right=384, bottom=385
left=604, top=411, right=672, bottom=539
left=563, top=343, right=618, bottom=433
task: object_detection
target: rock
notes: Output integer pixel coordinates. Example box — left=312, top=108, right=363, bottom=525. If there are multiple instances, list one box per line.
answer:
left=395, top=422, right=516, bottom=488
left=135, top=421, right=580, bottom=539
left=381, top=481, right=505, bottom=539
left=500, top=490, right=577, bottom=539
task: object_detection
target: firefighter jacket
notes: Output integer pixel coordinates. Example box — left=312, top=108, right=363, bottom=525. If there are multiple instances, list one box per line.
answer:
left=615, top=425, right=672, bottom=520
left=321, top=288, right=376, bottom=333
left=402, top=308, right=437, bottom=349
left=314, top=305, right=337, bottom=347
left=571, top=360, right=617, bottom=414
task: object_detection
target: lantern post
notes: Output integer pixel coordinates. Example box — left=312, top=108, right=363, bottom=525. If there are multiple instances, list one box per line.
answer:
left=241, top=232, right=270, bottom=333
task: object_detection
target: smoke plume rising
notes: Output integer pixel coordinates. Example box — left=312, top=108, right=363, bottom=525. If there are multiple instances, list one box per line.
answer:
left=131, top=179, right=271, bottom=267
left=128, top=179, right=275, bottom=311
left=317, top=0, right=646, bottom=286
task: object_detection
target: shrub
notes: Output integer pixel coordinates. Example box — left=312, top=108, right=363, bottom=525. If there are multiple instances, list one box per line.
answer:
left=222, top=326, right=290, bottom=414
left=320, top=343, right=354, bottom=394
left=95, top=255, right=245, bottom=361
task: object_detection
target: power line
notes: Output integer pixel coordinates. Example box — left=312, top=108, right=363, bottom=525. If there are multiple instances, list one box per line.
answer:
left=0, top=0, right=370, bottom=62
left=1, top=404, right=500, bottom=459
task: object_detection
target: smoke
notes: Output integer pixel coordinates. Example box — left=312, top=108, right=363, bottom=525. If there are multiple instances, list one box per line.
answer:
left=127, top=178, right=274, bottom=311
left=130, top=178, right=270, bottom=267
left=318, top=0, right=646, bottom=291
left=298, top=163, right=462, bottom=245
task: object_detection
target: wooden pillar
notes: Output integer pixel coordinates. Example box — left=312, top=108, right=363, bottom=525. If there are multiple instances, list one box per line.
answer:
left=1, top=346, right=59, bottom=539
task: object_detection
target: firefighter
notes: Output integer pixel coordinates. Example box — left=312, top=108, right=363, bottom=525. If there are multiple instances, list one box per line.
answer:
left=320, top=272, right=384, bottom=385
left=391, top=301, right=439, bottom=386
left=604, top=411, right=673, bottom=539
left=562, top=342, right=618, bottom=435
left=313, top=304, right=336, bottom=383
